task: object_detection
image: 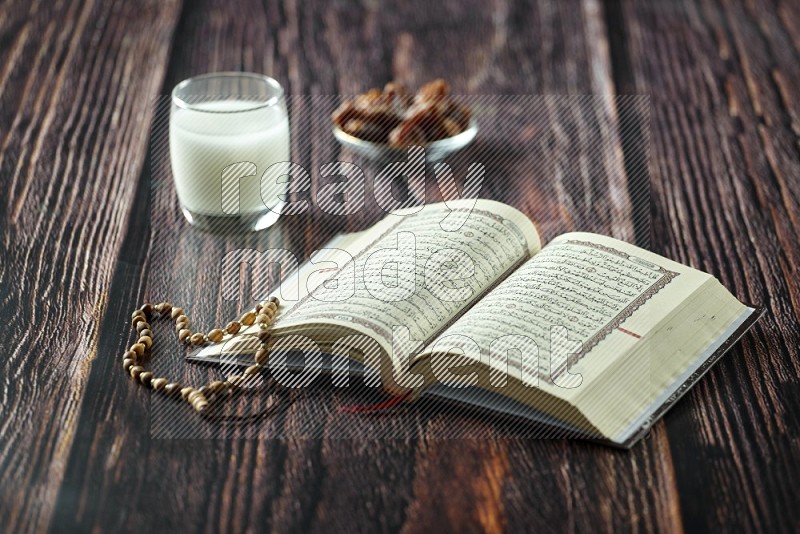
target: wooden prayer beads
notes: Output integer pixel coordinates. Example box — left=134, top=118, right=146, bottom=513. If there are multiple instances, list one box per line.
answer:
left=122, top=297, right=281, bottom=413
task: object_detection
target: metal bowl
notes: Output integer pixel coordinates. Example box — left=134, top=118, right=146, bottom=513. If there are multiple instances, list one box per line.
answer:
left=333, top=119, right=478, bottom=163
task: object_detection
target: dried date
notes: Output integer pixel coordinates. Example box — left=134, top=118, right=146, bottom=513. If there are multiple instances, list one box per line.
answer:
left=332, top=79, right=472, bottom=147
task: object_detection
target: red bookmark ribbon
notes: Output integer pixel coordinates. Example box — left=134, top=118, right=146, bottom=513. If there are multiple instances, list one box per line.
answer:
left=338, top=391, right=413, bottom=413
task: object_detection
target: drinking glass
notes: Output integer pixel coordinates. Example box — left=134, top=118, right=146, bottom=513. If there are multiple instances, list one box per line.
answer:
left=170, top=72, right=290, bottom=232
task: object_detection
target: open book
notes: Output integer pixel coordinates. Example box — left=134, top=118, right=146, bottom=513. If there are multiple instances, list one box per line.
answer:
left=191, top=200, right=761, bottom=447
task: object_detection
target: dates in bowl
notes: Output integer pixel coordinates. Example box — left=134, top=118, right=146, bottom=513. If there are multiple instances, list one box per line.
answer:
left=331, top=79, right=477, bottom=162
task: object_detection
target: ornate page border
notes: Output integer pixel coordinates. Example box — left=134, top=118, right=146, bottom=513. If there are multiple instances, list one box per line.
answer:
left=549, top=240, right=680, bottom=379
left=278, top=208, right=533, bottom=343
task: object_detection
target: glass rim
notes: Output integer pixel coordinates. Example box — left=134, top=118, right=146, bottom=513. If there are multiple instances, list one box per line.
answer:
left=171, top=72, right=285, bottom=113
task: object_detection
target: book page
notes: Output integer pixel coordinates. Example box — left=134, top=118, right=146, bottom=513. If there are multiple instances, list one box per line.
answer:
left=274, top=200, right=541, bottom=358
left=417, top=232, right=714, bottom=398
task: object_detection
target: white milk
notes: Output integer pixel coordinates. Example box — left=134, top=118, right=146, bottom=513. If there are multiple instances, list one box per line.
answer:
left=170, top=100, right=290, bottom=216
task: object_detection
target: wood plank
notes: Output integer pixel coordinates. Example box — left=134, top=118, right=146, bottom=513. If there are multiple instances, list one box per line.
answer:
left=614, top=0, right=800, bottom=531
left=0, top=0, right=182, bottom=532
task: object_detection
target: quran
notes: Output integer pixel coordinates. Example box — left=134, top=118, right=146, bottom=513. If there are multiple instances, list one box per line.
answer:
left=191, top=199, right=761, bottom=447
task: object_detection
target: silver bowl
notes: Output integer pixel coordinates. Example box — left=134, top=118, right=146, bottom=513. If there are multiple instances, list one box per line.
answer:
left=333, top=119, right=478, bottom=163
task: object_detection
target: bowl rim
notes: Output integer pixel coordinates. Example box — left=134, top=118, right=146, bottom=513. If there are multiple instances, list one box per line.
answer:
left=332, top=118, right=478, bottom=153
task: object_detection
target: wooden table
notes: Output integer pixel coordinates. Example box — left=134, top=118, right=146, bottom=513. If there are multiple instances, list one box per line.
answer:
left=2, top=0, right=799, bottom=532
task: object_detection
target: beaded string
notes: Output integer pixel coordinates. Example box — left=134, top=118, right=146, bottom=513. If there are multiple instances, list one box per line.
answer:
left=124, top=297, right=281, bottom=414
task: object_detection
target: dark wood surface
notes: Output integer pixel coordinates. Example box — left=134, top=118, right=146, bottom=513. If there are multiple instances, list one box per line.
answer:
left=1, top=0, right=798, bottom=532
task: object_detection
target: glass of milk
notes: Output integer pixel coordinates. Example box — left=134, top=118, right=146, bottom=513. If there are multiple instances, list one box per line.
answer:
left=170, top=73, right=290, bottom=232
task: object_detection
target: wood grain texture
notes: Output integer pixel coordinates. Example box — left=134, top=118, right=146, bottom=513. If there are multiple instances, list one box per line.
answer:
left=45, top=1, right=672, bottom=533
left=0, top=0, right=796, bottom=532
left=613, top=0, right=800, bottom=531
left=0, top=0, right=182, bottom=532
